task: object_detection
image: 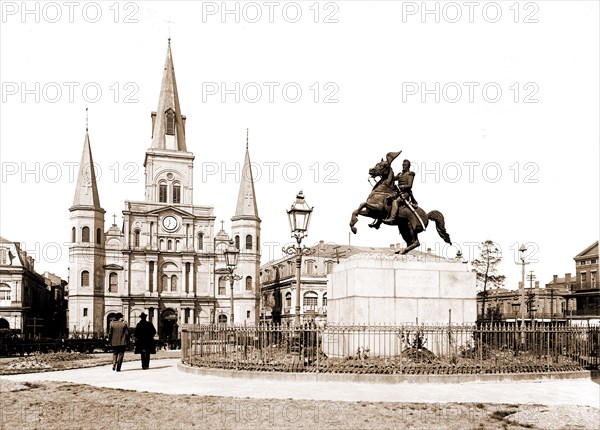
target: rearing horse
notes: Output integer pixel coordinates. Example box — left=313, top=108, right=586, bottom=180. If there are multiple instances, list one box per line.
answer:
left=349, top=151, right=452, bottom=254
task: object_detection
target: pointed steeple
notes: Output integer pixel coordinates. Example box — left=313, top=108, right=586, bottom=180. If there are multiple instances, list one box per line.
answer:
left=233, top=130, right=259, bottom=221
left=71, top=128, right=102, bottom=210
left=151, top=39, right=186, bottom=151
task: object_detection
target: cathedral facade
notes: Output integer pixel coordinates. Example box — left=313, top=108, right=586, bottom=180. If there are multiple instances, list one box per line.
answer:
left=68, top=42, right=261, bottom=338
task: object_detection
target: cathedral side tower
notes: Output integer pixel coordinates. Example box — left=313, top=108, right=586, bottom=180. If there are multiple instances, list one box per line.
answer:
left=231, top=132, right=261, bottom=325
left=68, top=129, right=106, bottom=333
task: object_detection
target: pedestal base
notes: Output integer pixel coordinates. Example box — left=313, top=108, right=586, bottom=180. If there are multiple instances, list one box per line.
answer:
left=327, top=252, right=476, bottom=325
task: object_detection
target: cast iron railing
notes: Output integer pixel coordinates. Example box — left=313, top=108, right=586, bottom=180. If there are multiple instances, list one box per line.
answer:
left=181, top=322, right=599, bottom=374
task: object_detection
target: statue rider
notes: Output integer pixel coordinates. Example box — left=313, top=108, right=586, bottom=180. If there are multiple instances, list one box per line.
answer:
left=383, top=159, right=418, bottom=224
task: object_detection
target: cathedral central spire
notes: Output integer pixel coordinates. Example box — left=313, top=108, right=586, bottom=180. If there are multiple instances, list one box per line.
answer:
left=150, top=39, right=186, bottom=152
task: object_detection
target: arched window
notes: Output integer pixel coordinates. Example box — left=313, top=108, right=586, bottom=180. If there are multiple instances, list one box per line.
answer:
left=172, top=183, right=181, bottom=204
left=197, top=233, right=204, bottom=250
left=245, top=235, right=253, bottom=250
left=109, top=272, right=118, bottom=293
left=134, top=230, right=141, bottom=248
left=322, top=293, right=327, bottom=308
left=218, top=314, right=227, bottom=324
left=218, top=277, right=226, bottom=295
left=81, top=270, right=90, bottom=287
left=0, top=283, right=11, bottom=302
left=96, top=228, right=101, bottom=244
left=166, top=109, right=175, bottom=135
left=245, top=276, right=253, bottom=291
left=303, top=291, right=318, bottom=310
left=159, top=239, right=165, bottom=251
left=149, top=222, right=154, bottom=247
left=167, top=240, right=173, bottom=251
left=234, top=235, right=240, bottom=250
left=171, top=275, right=178, bottom=292
left=161, top=275, right=168, bottom=292
left=285, top=292, right=292, bottom=311
left=82, top=226, right=90, bottom=242
left=71, top=227, right=76, bottom=242
left=159, top=182, right=168, bottom=203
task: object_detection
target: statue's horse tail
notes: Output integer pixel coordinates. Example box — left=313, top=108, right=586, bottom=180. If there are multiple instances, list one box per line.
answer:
left=427, top=210, right=452, bottom=244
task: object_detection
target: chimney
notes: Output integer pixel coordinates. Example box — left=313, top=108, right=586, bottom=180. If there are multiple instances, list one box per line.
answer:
left=319, top=240, right=325, bottom=251
left=535, top=281, right=539, bottom=289
left=390, top=244, right=395, bottom=250
left=565, top=273, right=572, bottom=287
left=552, top=275, right=558, bottom=285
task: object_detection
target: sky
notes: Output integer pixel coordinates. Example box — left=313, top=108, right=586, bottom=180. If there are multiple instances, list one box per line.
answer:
left=1, top=1, right=598, bottom=291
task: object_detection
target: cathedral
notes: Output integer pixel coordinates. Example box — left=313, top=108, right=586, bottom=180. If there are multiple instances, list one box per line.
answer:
left=68, top=41, right=261, bottom=338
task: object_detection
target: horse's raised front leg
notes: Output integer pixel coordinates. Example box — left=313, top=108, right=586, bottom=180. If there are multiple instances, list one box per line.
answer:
left=350, top=203, right=367, bottom=234
left=350, top=202, right=381, bottom=234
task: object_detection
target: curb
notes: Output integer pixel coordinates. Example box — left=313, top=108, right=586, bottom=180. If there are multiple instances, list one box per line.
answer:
left=177, top=362, right=592, bottom=384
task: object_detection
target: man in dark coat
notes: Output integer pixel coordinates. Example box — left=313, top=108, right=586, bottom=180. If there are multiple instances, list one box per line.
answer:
left=108, top=312, right=129, bottom=372
left=134, top=312, right=156, bottom=370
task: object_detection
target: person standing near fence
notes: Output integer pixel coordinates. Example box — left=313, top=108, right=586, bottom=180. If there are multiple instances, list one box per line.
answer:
left=134, top=312, right=156, bottom=370
left=108, top=312, right=129, bottom=372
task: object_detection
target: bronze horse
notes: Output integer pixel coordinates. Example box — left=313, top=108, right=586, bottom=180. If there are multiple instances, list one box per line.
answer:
left=349, top=151, right=452, bottom=254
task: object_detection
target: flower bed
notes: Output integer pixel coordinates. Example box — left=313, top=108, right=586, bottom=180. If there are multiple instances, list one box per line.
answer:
left=185, top=346, right=587, bottom=374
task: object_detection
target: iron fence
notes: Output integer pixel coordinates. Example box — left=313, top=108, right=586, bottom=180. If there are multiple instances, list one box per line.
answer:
left=181, top=322, right=599, bottom=374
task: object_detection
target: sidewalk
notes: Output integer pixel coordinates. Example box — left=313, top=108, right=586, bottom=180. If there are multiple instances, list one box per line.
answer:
left=3, top=358, right=599, bottom=408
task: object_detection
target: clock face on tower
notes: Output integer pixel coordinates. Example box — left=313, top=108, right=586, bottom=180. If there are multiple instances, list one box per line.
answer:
left=162, top=215, right=178, bottom=232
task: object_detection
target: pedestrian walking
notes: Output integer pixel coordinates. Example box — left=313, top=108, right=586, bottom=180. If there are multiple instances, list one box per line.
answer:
left=134, top=312, right=156, bottom=369
left=108, top=312, right=129, bottom=372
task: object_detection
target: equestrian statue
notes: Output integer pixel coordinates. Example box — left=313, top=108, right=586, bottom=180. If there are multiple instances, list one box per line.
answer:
left=349, top=151, right=452, bottom=254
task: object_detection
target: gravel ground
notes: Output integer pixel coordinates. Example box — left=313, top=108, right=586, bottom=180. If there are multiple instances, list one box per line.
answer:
left=1, top=352, right=598, bottom=430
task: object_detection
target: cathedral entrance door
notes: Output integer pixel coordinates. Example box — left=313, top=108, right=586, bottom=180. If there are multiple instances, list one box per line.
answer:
left=161, top=309, right=178, bottom=339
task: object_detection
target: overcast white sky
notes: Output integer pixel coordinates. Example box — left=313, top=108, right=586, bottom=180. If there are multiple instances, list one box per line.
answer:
left=1, top=1, right=598, bottom=290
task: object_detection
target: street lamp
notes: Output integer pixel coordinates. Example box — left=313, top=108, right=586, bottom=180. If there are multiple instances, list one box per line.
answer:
left=282, top=191, right=316, bottom=326
left=224, top=240, right=242, bottom=325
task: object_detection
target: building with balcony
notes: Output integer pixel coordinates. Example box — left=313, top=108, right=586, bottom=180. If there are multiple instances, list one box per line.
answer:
left=562, top=241, right=599, bottom=323
left=0, top=236, right=68, bottom=337
left=477, top=241, right=598, bottom=324
left=477, top=283, right=574, bottom=323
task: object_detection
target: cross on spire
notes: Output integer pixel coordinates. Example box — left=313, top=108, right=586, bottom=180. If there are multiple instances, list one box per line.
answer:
left=86, top=107, right=89, bottom=131
left=165, top=16, right=174, bottom=39
left=220, top=220, right=225, bottom=230
left=246, top=128, right=249, bottom=149
left=112, top=214, right=117, bottom=225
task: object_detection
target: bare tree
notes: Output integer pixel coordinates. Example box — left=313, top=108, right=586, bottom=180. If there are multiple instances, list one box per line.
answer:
left=472, top=240, right=506, bottom=322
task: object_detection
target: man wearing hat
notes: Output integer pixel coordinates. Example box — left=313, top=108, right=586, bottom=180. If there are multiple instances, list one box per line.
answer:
left=108, top=312, right=129, bottom=372
left=134, top=312, right=156, bottom=370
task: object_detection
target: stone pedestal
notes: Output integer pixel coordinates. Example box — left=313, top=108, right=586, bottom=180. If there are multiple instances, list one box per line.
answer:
left=327, top=252, right=476, bottom=325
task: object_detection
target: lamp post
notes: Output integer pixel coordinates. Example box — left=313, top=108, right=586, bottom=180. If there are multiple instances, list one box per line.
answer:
left=282, top=191, right=316, bottom=326
left=224, top=240, right=242, bottom=325
left=517, top=243, right=531, bottom=345
left=511, top=302, right=520, bottom=354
